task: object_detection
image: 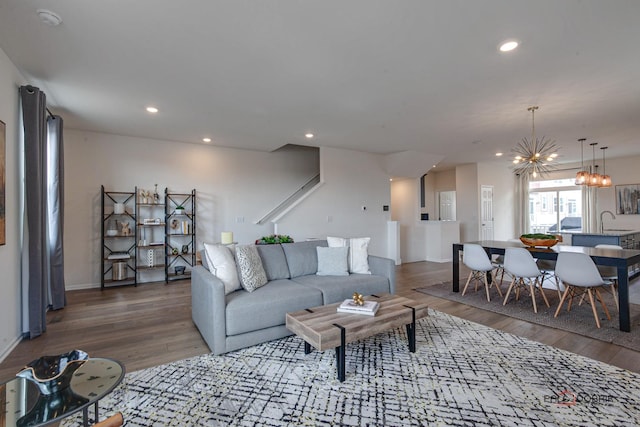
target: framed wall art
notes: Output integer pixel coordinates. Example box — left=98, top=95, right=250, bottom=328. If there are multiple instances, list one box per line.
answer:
left=0, top=120, right=5, bottom=245
left=615, top=184, right=640, bottom=215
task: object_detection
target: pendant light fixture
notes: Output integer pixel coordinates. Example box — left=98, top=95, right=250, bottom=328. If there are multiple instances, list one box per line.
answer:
left=575, top=138, right=589, bottom=185
left=599, top=146, right=612, bottom=188
left=588, top=142, right=601, bottom=186
left=511, top=106, right=558, bottom=178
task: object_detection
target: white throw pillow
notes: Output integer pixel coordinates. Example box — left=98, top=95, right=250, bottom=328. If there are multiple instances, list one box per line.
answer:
left=316, top=246, right=349, bottom=276
left=327, top=236, right=371, bottom=274
left=234, top=244, right=268, bottom=292
left=203, top=243, right=241, bottom=295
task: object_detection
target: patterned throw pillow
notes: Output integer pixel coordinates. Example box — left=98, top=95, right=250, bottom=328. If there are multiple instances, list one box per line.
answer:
left=235, top=245, right=268, bottom=292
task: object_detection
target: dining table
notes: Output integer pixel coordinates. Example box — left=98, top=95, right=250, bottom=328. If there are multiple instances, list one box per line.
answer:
left=452, top=240, right=640, bottom=332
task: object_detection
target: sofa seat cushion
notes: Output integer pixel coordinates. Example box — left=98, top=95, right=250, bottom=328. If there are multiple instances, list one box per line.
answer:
left=290, top=274, right=390, bottom=305
left=225, top=279, right=323, bottom=336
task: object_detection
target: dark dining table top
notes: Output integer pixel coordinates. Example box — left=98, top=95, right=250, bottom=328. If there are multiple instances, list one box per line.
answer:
left=458, top=240, right=640, bottom=264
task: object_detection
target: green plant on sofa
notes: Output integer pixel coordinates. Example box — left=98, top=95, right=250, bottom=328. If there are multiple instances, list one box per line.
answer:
left=255, top=234, right=294, bottom=245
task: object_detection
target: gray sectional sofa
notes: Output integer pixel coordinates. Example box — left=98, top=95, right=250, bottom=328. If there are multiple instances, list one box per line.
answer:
left=191, top=240, right=396, bottom=355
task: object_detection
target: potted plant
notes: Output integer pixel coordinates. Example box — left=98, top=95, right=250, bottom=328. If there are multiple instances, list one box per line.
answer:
left=255, top=234, right=294, bottom=245
left=175, top=205, right=185, bottom=216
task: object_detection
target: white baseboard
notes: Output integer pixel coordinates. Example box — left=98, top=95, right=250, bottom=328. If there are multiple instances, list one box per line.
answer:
left=65, top=282, right=101, bottom=291
left=0, top=335, right=23, bottom=364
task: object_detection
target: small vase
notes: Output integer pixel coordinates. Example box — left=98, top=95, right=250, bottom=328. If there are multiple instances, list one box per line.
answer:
left=16, top=350, right=89, bottom=395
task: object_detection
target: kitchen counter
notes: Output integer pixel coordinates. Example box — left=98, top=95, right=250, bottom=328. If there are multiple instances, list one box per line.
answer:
left=571, top=230, right=640, bottom=249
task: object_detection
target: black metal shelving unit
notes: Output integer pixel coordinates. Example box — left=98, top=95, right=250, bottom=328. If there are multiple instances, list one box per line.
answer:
left=136, top=186, right=167, bottom=284
left=165, top=189, right=197, bottom=283
left=101, top=186, right=137, bottom=289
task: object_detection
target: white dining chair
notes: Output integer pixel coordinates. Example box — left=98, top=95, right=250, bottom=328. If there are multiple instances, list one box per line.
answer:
left=462, top=243, right=502, bottom=302
left=503, top=247, right=550, bottom=313
left=554, top=252, right=612, bottom=328
left=593, top=244, right=622, bottom=310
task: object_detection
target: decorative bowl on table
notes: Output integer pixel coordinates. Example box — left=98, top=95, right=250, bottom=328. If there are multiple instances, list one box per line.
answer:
left=16, top=349, right=89, bottom=395
left=519, top=234, right=561, bottom=248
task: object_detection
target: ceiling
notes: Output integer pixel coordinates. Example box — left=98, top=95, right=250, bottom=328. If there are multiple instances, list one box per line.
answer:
left=1, top=0, right=639, bottom=172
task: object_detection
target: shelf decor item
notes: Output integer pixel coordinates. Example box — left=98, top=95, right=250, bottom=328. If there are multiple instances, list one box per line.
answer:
left=113, top=203, right=125, bottom=214
left=16, top=350, right=89, bottom=395
left=175, top=205, right=185, bottom=216
left=519, top=234, right=561, bottom=248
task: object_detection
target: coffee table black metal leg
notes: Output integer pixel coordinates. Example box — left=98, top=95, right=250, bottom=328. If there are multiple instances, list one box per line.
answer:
left=304, top=341, right=312, bottom=354
left=82, top=407, right=89, bottom=426
left=333, top=323, right=346, bottom=382
left=403, top=305, right=417, bottom=352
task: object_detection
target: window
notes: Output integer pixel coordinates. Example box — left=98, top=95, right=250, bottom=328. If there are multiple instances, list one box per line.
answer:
left=529, top=178, right=581, bottom=233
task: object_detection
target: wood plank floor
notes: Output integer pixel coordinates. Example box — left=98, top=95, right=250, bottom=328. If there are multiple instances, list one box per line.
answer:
left=2, top=260, right=639, bottom=383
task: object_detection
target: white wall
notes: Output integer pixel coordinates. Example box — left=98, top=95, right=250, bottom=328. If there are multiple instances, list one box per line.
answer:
left=391, top=178, right=425, bottom=262
left=455, top=164, right=479, bottom=241
left=478, top=161, right=516, bottom=240
left=593, top=155, right=640, bottom=231
left=0, top=48, right=26, bottom=361
left=64, top=133, right=390, bottom=288
left=279, top=146, right=391, bottom=256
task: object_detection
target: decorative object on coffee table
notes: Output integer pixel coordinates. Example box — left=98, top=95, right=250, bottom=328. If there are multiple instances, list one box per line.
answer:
left=16, top=350, right=89, bottom=395
left=352, top=292, right=364, bottom=306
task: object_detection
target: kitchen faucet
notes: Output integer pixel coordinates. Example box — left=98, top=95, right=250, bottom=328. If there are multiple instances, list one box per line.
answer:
left=600, top=210, right=616, bottom=233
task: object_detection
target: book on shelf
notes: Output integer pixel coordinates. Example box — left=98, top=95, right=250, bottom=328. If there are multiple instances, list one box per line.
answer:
left=337, top=299, right=379, bottom=316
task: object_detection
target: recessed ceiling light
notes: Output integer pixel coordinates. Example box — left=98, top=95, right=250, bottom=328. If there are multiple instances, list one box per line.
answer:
left=202, top=137, right=211, bottom=143
left=499, top=40, right=519, bottom=52
left=37, top=9, right=62, bottom=26
left=496, top=152, right=503, bottom=157
left=305, top=133, right=314, bottom=139
left=146, top=106, right=158, bottom=113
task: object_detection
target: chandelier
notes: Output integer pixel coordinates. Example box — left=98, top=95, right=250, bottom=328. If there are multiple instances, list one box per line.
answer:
left=511, top=106, right=558, bottom=178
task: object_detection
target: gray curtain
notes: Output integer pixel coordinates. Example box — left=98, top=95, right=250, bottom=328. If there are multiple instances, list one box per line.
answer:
left=48, top=115, right=66, bottom=310
left=514, top=173, right=530, bottom=236
left=20, top=85, right=66, bottom=339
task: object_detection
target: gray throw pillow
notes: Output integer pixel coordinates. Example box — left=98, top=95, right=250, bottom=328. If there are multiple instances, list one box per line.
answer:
left=235, top=245, right=268, bottom=292
left=316, top=246, right=349, bottom=276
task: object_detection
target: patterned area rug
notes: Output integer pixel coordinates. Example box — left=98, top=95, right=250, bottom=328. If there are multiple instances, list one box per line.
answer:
left=62, top=311, right=640, bottom=426
left=415, top=281, right=640, bottom=352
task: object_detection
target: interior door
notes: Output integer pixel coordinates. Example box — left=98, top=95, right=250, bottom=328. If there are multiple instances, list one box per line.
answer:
left=481, top=185, right=494, bottom=240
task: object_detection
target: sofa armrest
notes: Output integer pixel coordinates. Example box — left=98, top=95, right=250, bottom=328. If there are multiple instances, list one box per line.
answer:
left=191, top=265, right=227, bottom=355
left=368, top=255, right=396, bottom=294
